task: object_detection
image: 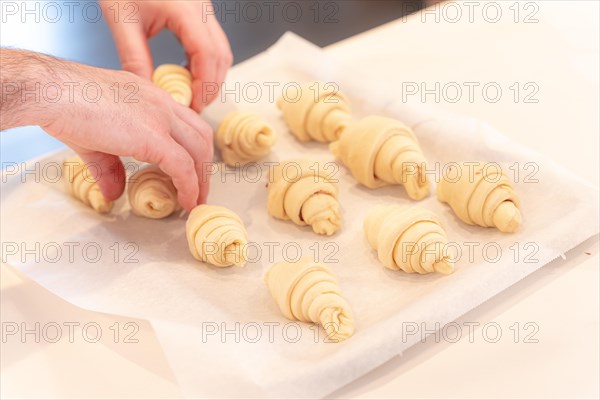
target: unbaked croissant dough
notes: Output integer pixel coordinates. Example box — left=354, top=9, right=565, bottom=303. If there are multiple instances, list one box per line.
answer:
left=152, top=64, right=192, bottom=106
left=186, top=205, right=248, bottom=267
left=264, top=259, right=355, bottom=342
left=330, top=115, right=430, bottom=200
left=437, top=162, right=522, bottom=233
left=63, top=156, right=112, bottom=214
left=128, top=165, right=180, bottom=219
left=267, top=159, right=342, bottom=236
left=277, top=81, right=351, bottom=143
left=364, top=204, right=454, bottom=275
left=216, top=111, right=276, bottom=166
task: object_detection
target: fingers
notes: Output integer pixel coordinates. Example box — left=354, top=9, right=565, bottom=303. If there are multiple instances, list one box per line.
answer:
left=108, top=22, right=154, bottom=80
left=161, top=144, right=200, bottom=212
left=186, top=34, right=217, bottom=112
left=70, top=113, right=203, bottom=212
left=75, top=150, right=125, bottom=202
left=206, top=16, right=234, bottom=97
left=136, top=135, right=200, bottom=212
left=175, top=15, right=232, bottom=112
left=197, top=163, right=211, bottom=205
left=171, top=105, right=215, bottom=204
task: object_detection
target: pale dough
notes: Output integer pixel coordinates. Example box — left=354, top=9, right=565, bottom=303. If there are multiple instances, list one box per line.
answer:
left=152, top=64, right=193, bottom=107
left=63, top=156, right=112, bottom=214
left=264, top=258, right=355, bottom=342
left=128, top=165, right=180, bottom=219
left=437, top=162, right=522, bottom=233
left=186, top=205, right=248, bottom=267
left=267, top=159, right=342, bottom=236
left=216, top=111, right=276, bottom=166
left=277, top=81, right=352, bottom=143
left=330, top=115, right=430, bottom=200
left=364, top=204, right=454, bottom=275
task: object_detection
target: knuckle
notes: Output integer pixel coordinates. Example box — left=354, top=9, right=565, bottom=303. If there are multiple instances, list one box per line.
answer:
left=132, top=141, right=151, bottom=162
left=179, top=156, right=196, bottom=175
left=203, top=44, right=218, bottom=59
left=149, top=114, right=171, bottom=136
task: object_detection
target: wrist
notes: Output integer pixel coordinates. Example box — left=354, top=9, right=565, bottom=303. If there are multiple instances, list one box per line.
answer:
left=0, top=48, right=70, bottom=130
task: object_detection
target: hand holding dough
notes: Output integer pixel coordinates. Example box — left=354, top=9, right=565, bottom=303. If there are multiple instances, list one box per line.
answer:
left=186, top=205, right=248, bottom=267
left=277, top=81, right=351, bottom=143
left=63, top=157, right=112, bottom=214
left=437, top=162, right=522, bottom=233
left=216, top=111, right=276, bottom=166
left=264, top=259, right=355, bottom=342
left=330, top=115, right=430, bottom=200
left=364, top=204, right=454, bottom=275
left=152, top=64, right=192, bottom=107
left=128, top=165, right=180, bottom=219
left=267, top=159, right=342, bottom=235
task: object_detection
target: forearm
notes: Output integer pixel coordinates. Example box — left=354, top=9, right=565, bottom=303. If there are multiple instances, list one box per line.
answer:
left=0, top=48, right=72, bottom=130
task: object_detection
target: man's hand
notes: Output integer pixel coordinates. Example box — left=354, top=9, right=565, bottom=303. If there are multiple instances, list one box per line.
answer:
left=0, top=49, right=212, bottom=211
left=100, top=0, right=233, bottom=112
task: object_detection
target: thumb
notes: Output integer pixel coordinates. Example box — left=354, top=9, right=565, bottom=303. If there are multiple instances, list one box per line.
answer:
left=77, top=151, right=126, bottom=202
left=109, top=23, right=154, bottom=79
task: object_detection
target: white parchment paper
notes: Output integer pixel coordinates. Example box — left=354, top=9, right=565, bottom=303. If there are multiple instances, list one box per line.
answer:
left=1, top=33, right=598, bottom=398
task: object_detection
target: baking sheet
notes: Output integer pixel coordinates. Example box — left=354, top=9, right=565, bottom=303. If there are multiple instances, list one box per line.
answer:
left=1, top=32, right=599, bottom=398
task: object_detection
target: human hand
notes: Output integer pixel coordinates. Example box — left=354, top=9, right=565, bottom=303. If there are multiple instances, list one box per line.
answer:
left=100, top=0, right=233, bottom=112
left=0, top=49, right=213, bottom=211
left=49, top=63, right=213, bottom=211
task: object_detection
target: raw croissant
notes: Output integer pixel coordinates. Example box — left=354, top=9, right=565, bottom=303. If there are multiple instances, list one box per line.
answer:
left=437, top=162, right=522, bottom=233
left=63, top=157, right=112, bottom=214
left=128, top=165, right=179, bottom=219
left=267, top=159, right=342, bottom=235
left=330, top=115, right=430, bottom=200
left=364, top=204, right=454, bottom=275
left=277, top=81, right=351, bottom=143
left=186, top=205, right=248, bottom=267
left=216, top=111, right=276, bottom=166
left=152, top=64, right=192, bottom=106
left=264, top=259, right=355, bottom=342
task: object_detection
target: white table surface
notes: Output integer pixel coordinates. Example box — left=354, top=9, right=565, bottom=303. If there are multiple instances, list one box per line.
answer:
left=1, top=1, right=598, bottom=398
left=328, top=2, right=599, bottom=398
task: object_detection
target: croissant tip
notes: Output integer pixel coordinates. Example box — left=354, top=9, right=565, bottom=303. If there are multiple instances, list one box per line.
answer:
left=493, top=202, right=522, bottom=233
left=435, top=182, right=446, bottom=201
left=321, top=312, right=355, bottom=342
left=224, top=249, right=246, bottom=267
left=407, top=190, right=430, bottom=201
left=90, top=196, right=112, bottom=214
left=255, top=132, right=273, bottom=147
left=94, top=205, right=112, bottom=214
left=329, top=141, right=340, bottom=156
left=498, top=217, right=522, bottom=233
left=433, top=260, right=454, bottom=275
left=311, top=219, right=341, bottom=236
left=404, top=178, right=430, bottom=201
